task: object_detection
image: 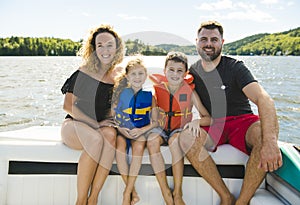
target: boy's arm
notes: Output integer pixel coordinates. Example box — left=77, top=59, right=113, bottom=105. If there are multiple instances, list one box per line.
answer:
left=191, top=90, right=212, bottom=126
left=183, top=91, right=212, bottom=137
left=149, top=96, right=159, bottom=128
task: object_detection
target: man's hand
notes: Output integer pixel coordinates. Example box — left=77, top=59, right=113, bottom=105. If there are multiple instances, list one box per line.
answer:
left=258, top=142, right=282, bottom=172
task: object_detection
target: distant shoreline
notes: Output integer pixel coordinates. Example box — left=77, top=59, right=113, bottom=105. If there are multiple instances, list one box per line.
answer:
left=1, top=26, right=299, bottom=56
left=0, top=54, right=298, bottom=57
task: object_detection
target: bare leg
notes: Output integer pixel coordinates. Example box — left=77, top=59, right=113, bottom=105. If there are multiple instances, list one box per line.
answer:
left=61, top=120, right=104, bottom=205
left=123, top=137, right=145, bottom=205
left=77, top=152, right=98, bottom=205
left=88, top=127, right=117, bottom=205
left=147, top=133, right=174, bottom=205
left=116, top=135, right=129, bottom=178
left=236, top=122, right=266, bottom=205
left=116, top=136, right=142, bottom=205
left=179, top=129, right=235, bottom=205
left=168, top=133, right=185, bottom=205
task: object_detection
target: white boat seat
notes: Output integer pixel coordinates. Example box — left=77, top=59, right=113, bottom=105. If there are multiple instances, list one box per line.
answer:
left=0, top=126, right=288, bottom=205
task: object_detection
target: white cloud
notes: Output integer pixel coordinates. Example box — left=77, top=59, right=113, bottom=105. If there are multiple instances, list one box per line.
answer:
left=229, top=9, right=275, bottom=22
left=236, top=2, right=255, bottom=10
left=81, top=12, right=90, bottom=17
left=260, top=0, right=279, bottom=5
left=196, top=0, right=276, bottom=22
left=195, top=0, right=233, bottom=11
left=260, top=0, right=294, bottom=10
left=117, top=14, right=148, bottom=20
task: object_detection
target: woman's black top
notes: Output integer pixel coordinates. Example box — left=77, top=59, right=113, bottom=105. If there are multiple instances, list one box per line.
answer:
left=61, top=70, right=114, bottom=122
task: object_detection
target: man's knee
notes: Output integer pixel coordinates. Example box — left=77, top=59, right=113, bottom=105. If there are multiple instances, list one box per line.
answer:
left=179, top=129, right=196, bottom=152
left=246, top=121, right=262, bottom=148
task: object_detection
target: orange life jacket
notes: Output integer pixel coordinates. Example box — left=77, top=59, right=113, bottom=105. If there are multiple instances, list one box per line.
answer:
left=150, top=74, right=195, bottom=133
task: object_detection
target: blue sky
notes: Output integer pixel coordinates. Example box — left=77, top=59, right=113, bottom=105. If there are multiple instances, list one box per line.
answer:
left=1, top=0, right=299, bottom=44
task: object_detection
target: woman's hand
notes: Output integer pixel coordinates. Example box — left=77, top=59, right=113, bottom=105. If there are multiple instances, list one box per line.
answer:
left=117, top=127, right=132, bottom=139
left=128, top=128, right=144, bottom=139
left=98, top=118, right=116, bottom=128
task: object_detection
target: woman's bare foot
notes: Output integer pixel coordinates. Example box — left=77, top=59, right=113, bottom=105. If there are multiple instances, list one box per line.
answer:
left=87, top=196, right=98, bottom=205
left=131, top=190, right=140, bottom=205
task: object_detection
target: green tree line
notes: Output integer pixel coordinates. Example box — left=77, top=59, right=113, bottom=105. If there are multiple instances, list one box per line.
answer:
left=1, top=27, right=299, bottom=56
left=0, top=36, right=82, bottom=56
left=0, top=37, right=197, bottom=56
left=223, top=27, right=300, bottom=56
left=124, top=39, right=197, bottom=55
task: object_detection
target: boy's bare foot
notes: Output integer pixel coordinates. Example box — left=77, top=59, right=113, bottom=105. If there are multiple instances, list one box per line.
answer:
left=162, top=189, right=174, bottom=205
left=122, top=192, right=131, bottom=205
left=173, top=194, right=186, bottom=205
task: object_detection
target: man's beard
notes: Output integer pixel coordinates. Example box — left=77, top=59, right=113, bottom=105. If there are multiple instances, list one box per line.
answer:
left=198, top=46, right=222, bottom=62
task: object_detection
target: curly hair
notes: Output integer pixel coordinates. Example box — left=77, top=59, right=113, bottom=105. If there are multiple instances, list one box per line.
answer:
left=78, top=24, right=125, bottom=73
left=112, top=57, right=146, bottom=105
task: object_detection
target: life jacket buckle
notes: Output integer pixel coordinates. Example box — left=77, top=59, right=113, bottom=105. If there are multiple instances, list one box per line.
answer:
left=166, top=111, right=175, bottom=117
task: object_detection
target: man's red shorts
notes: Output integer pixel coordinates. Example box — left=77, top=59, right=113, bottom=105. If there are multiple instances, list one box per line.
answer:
left=201, top=113, right=260, bottom=155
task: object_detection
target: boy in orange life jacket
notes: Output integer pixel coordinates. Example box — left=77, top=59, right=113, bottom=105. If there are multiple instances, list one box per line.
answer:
left=147, top=51, right=212, bottom=205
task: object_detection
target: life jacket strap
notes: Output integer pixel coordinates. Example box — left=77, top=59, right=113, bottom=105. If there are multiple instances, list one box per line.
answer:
left=160, top=109, right=192, bottom=118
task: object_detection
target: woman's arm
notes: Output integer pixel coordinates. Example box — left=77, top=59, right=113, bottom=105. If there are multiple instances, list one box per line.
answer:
left=63, top=92, right=100, bottom=128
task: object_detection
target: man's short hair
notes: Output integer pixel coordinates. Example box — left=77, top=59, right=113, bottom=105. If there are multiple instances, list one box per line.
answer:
left=198, top=20, right=224, bottom=37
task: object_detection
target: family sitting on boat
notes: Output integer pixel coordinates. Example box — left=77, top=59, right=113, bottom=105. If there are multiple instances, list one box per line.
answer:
left=60, top=21, right=282, bottom=205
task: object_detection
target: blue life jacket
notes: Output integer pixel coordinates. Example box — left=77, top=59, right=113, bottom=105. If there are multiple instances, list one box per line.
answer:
left=115, top=88, right=152, bottom=129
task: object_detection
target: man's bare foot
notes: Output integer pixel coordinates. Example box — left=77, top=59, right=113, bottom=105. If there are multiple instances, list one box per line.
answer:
left=220, top=194, right=236, bottom=205
left=173, top=194, right=186, bottom=205
left=235, top=197, right=251, bottom=205
left=131, top=190, right=140, bottom=205
left=230, top=194, right=236, bottom=205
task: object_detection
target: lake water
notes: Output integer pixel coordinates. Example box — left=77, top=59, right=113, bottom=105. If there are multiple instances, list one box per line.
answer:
left=0, top=56, right=299, bottom=145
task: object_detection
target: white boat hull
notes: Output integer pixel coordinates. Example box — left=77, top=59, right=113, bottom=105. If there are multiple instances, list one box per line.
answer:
left=0, top=126, right=299, bottom=205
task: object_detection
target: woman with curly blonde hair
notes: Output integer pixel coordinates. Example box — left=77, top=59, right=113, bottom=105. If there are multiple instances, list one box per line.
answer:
left=61, top=24, right=124, bottom=205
